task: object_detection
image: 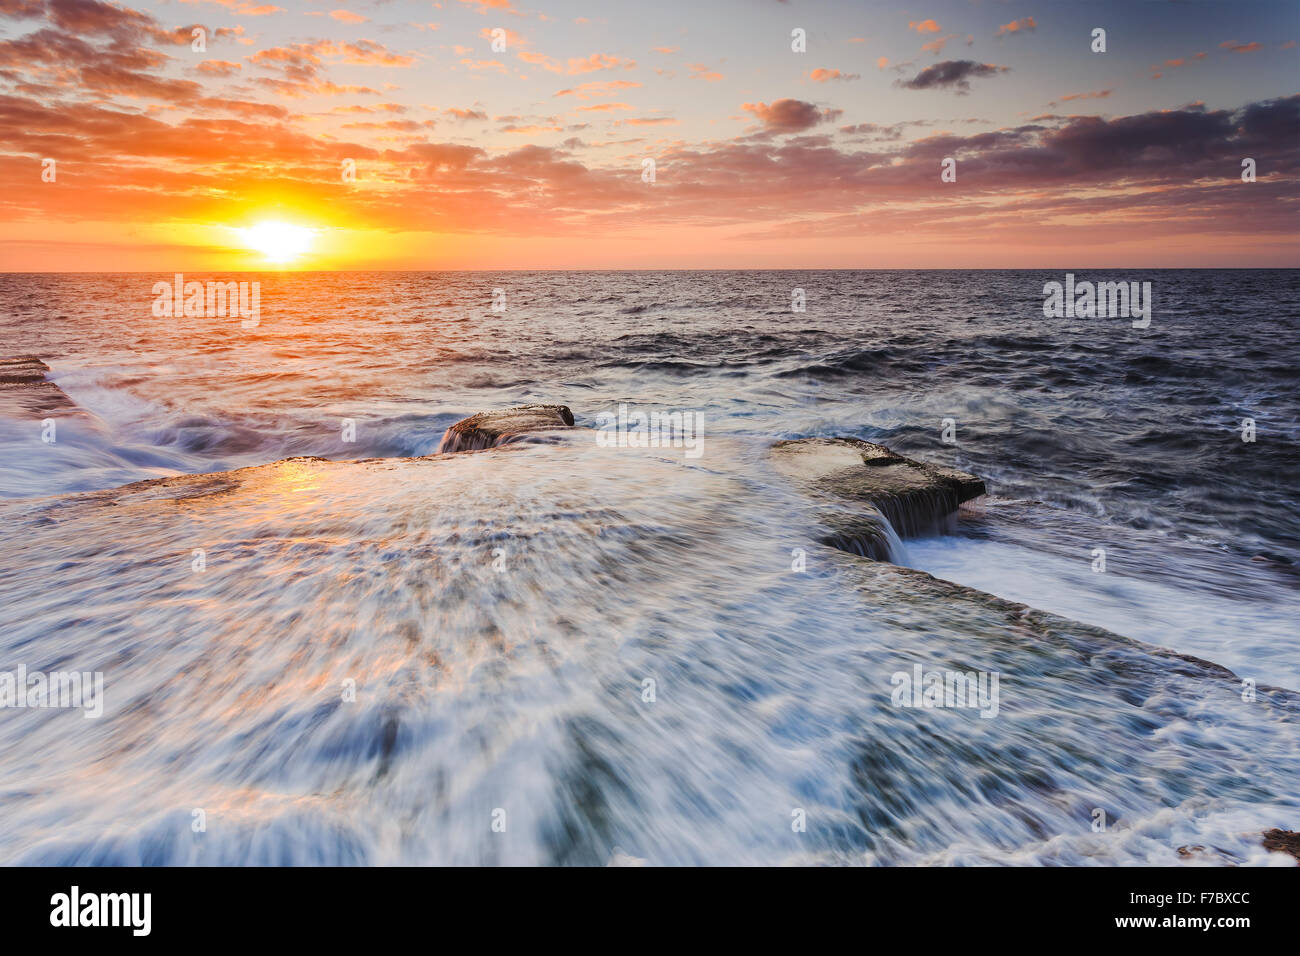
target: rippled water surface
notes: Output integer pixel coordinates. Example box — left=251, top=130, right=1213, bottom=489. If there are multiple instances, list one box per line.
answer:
left=0, top=271, right=1297, bottom=865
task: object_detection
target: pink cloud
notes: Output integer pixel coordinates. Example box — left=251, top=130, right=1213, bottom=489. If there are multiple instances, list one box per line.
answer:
left=553, top=80, right=641, bottom=98
left=809, top=68, right=860, bottom=82
left=996, top=17, right=1037, bottom=38
left=741, top=98, right=840, bottom=133
left=922, top=34, right=957, bottom=55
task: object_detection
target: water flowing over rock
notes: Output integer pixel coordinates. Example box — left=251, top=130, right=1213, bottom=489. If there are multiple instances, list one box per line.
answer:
left=1, top=440, right=1294, bottom=865
left=770, top=437, right=985, bottom=559
left=437, top=409, right=986, bottom=562
left=438, top=404, right=576, bottom=453
left=2, top=400, right=1297, bottom=868
left=0, top=356, right=78, bottom=418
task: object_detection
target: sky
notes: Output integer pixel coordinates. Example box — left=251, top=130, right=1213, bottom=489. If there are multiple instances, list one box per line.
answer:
left=0, top=0, right=1297, bottom=270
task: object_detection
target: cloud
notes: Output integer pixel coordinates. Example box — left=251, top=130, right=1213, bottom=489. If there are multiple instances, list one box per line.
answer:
left=481, top=25, right=526, bottom=46
left=0, top=25, right=204, bottom=102
left=0, top=88, right=1295, bottom=259
left=196, top=60, right=242, bottom=77
left=0, top=0, right=1295, bottom=265
left=500, top=123, right=562, bottom=134
left=897, top=60, right=1010, bottom=94
left=908, top=19, right=941, bottom=34
left=250, top=40, right=413, bottom=71
left=1059, top=89, right=1111, bottom=102
left=553, top=79, right=641, bottom=98
left=0, top=0, right=44, bottom=17
left=996, top=17, right=1036, bottom=38
left=1220, top=40, right=1263, bottom=54
left=741, top=98, right=840, bottom=133
left=688, top=63, right=724, bottom=81
left=179, top=0, right=282, bottom=15
left=330, top=9, right=368, bottom=23
left=838, top=121, right=910, bottom=140
left=331, top=102, right=405, bottom=114
left=459, top=57, right=507, bottom=72
left=236, top=38, right=414, bottom=96
left=566, top=53, right=635, bottom=74
left=520, top=51, right=635, bottom=74
left=922, top=34, right=958, bottom=55
left=341, top=119, right=433, bottom=132
left=199, top=96, right=287, bottom=119
left=334, top=40, right=415, bottom=67
left=809, top=68, right=859, bottom=82
left=458, top=0, right=518, bottom=12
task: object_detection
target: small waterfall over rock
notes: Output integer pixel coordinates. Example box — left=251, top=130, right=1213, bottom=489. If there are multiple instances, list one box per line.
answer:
left=769, top=436, right=983, bottom=563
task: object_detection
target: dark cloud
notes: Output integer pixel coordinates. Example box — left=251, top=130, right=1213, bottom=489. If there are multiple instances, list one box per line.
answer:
left=898, top=60, right=1010, bottom=94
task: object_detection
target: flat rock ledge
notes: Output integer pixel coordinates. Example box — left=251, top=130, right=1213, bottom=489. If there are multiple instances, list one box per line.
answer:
left=772, top=436, right=986, bottom=559
left=438, top=403, right=576, bottom=454
left=0, top=356, right=78, bottom=417
left=435, top=411, right=985, bottom=562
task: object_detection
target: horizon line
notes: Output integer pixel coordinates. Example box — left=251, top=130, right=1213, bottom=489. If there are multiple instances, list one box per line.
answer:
left=4, top=266, right=1299, bottom=275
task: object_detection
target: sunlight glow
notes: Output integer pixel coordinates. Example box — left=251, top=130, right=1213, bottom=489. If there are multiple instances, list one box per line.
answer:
left=241, top=221, right=316, bottom=263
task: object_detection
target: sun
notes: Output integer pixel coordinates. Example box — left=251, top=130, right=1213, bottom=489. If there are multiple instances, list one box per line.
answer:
left=240, top=221, right=316, bottom=263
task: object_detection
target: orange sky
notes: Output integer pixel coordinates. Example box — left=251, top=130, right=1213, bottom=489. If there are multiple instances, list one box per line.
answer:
left=1, top=0, right=1297, bottom=270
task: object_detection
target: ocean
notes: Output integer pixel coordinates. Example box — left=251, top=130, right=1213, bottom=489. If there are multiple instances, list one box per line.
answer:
left=0, top=269, right=1297, bottom=865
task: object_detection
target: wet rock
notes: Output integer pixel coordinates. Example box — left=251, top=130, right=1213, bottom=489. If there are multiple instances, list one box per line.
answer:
left=438, top=404, right=576, bottom=453
left=0, top=356, right=78, bottom=417
left=0, top=356, right=49, bottom=385
left=3, top=433, right=1296, bottom=865
left=832, top=552, right=1300, bottom=701
left=1261, top=828, right=1300, bottom=861
left=771, top=437, right=985, bottom=557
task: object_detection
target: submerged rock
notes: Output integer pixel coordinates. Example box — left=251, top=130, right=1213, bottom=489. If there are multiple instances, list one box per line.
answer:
left=0, top=356, right=78, bottom=418
left=771, top=436, right=985, bottom=559
left=438, top=403, right=576, bottom=453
